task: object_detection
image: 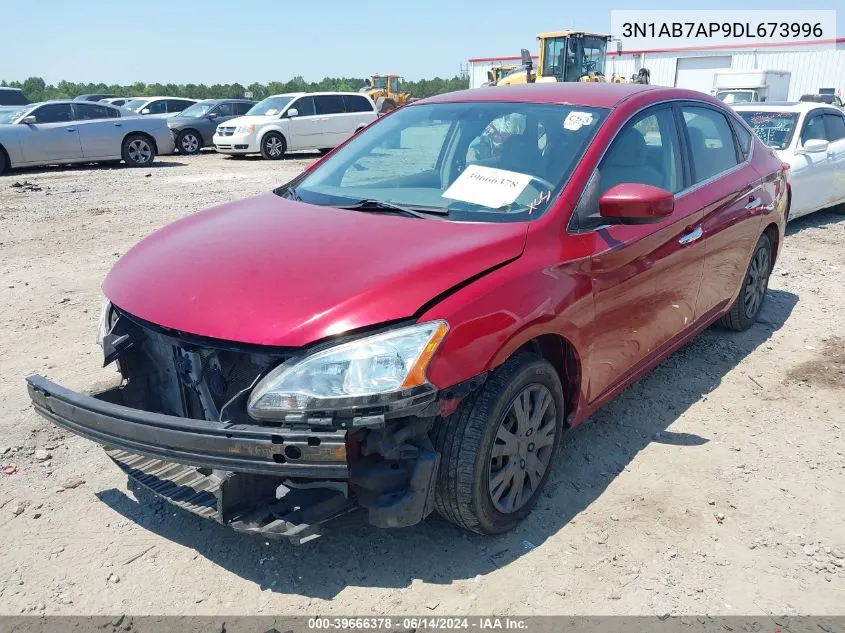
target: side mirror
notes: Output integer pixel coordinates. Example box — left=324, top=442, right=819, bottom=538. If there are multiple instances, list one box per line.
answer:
left=21, top=115, right=37, bottom=125
left=208, top=112, right=218, bottom=120
left=599, top=183, right=674, bottom=223
left=286, top=108, right=299, bottom=118
left=797, top=138, right=829, bottom=154
left=140, top=108, right=150, bottom=115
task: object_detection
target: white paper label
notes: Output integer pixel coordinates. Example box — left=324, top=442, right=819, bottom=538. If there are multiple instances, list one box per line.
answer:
left=442, top=165, right=533, bottom=209
left=563, top=111, right=594, bottom=131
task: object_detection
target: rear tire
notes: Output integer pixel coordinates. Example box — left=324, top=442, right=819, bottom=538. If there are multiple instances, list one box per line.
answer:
left=177, top=129, right=202, bottom=155
left=718, top=233, right=773, bottom=331
left=432, top=352, right=565, bottom=535
left=121, top=134, right=156, bottom=167
left=260, top=132, right=286, bottom=160
left=0, top=148, right=7, bottom=174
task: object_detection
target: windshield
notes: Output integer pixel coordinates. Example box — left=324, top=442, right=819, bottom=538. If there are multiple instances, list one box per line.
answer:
left=0, top=105, right=33, bottom=124
left=246, top=96, right=293, bottom=117
left=178, top=102, right=214, bottom=118
left=717, top=91, right=755, bottom=104
left=738, top=111, right=798, bottom=150
left=286, top=101, right=608, bottom=222
left=124, top=99, right=148, bottom=112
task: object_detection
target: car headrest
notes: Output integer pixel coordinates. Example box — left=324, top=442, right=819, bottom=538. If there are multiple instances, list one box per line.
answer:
left=606, top=128, right=647, bottom=167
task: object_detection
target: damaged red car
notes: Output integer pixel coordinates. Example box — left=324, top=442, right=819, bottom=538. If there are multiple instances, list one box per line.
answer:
left=27, top=83, right=788, bottom=543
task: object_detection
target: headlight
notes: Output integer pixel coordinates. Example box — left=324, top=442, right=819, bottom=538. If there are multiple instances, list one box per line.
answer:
left=95, top=297, right=112, bottom=348
left=235, top=124, right=255, bottom=134
left=247, top=321, right=448, bottom=422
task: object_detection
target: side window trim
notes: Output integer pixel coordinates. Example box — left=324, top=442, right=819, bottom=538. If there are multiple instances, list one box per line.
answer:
left=823, top=111, right=845, bottom=142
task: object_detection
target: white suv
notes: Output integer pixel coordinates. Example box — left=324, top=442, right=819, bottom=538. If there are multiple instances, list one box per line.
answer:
left=213, top=92, right=377, bottom=159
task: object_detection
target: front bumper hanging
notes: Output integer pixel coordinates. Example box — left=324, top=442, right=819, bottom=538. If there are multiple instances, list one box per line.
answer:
left=26, top=375, right=440, bottom=542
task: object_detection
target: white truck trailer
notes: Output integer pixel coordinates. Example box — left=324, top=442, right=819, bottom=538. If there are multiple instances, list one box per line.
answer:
left=712, top=70, right=791, bottom=104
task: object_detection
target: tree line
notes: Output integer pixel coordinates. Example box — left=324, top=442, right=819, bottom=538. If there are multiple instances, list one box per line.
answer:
left=1, top=75, right=470, bottom=103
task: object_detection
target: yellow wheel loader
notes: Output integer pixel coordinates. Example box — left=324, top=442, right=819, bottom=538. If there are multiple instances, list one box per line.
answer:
left=360, top=74, right=412, bottom=113
left=496, top=31, right=650, bottom=86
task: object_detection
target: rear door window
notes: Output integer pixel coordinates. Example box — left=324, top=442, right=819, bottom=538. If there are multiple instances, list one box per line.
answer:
left=75, top=103, right=118, bottom=120
left=343, top=95, right=374, bottom=113
left=235, top=102, right=254, bottom=115
left=315, top=95, right=345, bottom=115
left=680, top=106, right=741, bottom=183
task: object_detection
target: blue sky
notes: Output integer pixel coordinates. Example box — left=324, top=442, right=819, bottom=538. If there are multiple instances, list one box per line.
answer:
left=1, top=0, right=842, bottom=84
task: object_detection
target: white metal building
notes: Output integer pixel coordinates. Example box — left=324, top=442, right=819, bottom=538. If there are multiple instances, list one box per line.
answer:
left=469, top=39, right=845, bottom=99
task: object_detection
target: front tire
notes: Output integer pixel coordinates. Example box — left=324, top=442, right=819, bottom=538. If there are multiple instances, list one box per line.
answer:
left=121, top=134, right=156, bottom=167
left=432, top=352, right=565, bottom=535
left=0, top=148, right=7, bottom=175
left=719, top=232, right=773, bottom=331
left=177, top=129, right=202, bottom=155
left=260, top=132, right=286, bottom=160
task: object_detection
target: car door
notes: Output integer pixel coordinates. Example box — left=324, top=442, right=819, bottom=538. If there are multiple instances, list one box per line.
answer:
left=578, top=105, right=705, bottom=402
left=314, top=94, right=347, bottom=149
left=74, top=102, right=122, bottom=159
left=17, top=103, right=83, bottom=163
left=790, top=110, right=834, bottom=217
left=285, top=96, right=319, bottom=150
left=678, top=104, right=768, bottom=320
left=343, top=94, right=377, bottom=133
left=822, top=111, right=845, bottom=206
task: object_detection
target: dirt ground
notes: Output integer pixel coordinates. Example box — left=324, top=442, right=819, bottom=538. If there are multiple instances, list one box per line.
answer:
left=1, top=152, right=844, bottom=618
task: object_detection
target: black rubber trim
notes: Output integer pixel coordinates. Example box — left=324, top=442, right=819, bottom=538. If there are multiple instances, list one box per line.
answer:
left=26, top=375, right=348, bottom=478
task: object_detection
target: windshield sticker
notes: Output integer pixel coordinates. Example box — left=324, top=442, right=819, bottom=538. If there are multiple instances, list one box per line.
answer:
left=564, top=111, right=594, bottom=131
left=442, top=165, right=533, bottom=209
left=265, top=108, right=279, bottom=116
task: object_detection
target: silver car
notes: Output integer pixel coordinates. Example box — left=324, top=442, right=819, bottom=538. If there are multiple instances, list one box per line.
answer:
left=0, top=100, right=176, bottom=174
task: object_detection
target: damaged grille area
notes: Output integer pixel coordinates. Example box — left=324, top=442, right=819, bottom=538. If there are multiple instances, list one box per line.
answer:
left=110, top=306, right=289, bottom=425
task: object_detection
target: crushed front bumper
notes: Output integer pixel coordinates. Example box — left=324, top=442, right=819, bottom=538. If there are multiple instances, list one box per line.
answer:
left=26, top=375, right=440, bottom=542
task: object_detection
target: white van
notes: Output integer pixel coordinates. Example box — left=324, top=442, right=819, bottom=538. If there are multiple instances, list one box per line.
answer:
left=213, top=92, right=377, bottom=159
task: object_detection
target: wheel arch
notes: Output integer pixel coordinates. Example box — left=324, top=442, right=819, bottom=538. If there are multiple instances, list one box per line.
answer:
left=0, top=142, right=10, bottom=172
left=123, top=131, right=158, bottom=154
left=487, top=330, right=583, bottom=426
left=763, top=221, right=780, bottom=269
left=259, top=127, right=287, bottom=148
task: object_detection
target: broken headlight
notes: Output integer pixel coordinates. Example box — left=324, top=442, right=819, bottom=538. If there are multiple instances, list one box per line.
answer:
left=247, top=321, right=448, bottom=421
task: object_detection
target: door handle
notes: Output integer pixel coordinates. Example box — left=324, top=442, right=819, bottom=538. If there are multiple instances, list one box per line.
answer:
left=678, top=226, right=703, bottom=245
left=114, top=122, right=122, bottom=127
left=828, top=151, right=836, bottom=159
left=66, top=128, right=76, bottom=132
left=745, top=197, right=762, bottom=210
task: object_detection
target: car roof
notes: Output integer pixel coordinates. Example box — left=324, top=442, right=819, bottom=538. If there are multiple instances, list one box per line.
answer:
left=732, top=101, right=841, bottom=113
left=420, top=83, right=683, bottom=109
left=197, top=98, right=255, bottom=103
left=265, top=92, right=370, bottom=98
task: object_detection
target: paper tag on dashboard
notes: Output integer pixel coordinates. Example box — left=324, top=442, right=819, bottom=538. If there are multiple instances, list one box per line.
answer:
left=442, top=164, right=532, bottom=209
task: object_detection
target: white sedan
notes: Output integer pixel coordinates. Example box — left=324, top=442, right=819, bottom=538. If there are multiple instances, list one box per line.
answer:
left=734, top=102, right=845, bottom=221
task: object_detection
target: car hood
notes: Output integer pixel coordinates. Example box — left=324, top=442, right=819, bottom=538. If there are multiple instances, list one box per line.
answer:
left=103, top=193, right=528, bottom=347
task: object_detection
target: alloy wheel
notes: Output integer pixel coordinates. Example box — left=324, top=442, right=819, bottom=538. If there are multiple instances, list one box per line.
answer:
left=128, top=139, right=152, bottom=164
left=180, top=133, right=200, bottom=154
left=265, top=137, right=283, bottom=157
left=488, top=384, right=557, bottom=514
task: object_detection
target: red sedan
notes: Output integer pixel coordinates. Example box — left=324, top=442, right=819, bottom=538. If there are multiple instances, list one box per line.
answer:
left=27, top=83, right=788, bottom=541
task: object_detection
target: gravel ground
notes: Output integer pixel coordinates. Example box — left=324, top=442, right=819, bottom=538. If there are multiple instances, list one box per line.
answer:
left=0, top=152, right=844, bottom=617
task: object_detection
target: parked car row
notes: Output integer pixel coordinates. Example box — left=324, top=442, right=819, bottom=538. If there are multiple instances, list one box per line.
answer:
left=0, top=100, right=175, bottom=173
